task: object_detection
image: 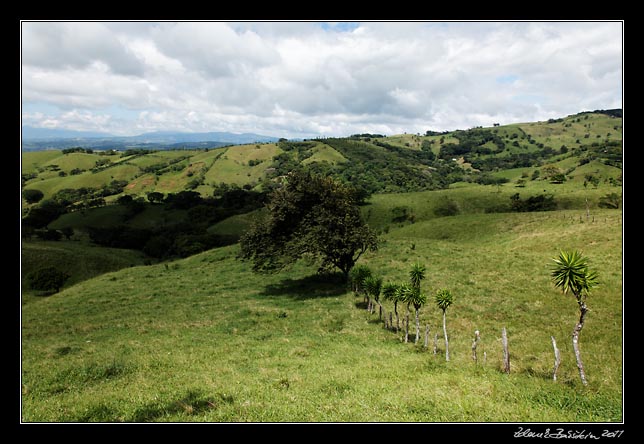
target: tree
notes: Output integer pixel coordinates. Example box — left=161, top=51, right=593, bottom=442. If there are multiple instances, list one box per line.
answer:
left=239, top=171, right=378, bottom=280
left=550, top=250, right=599, bottom=386
left=382, top=282, right=401, bottom=331
left=147, top=191, right=165, bottom=204
left=409, top=287, right=427, bottom=344
left=26, top=267, right=70, bottom=294
left=398, top=283, right=414, bottom=343
left=23, top=189, right=44, bottom=204
left=349, top=264, right=372, bottom=296
left=409, top=263, right=427, bottom=343
left=364, top=275, right=383, bottom=318
left=435, top=289, right=454, bottom=361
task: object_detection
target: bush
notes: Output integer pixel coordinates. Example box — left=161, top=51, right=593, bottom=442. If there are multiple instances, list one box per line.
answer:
left=23, top=189, right=44, bottom=204
left=598, top=193, right=621, bottom=209
left=434, top=197, right=460, bottom=217
left=26, top=267, right=70, bottom=294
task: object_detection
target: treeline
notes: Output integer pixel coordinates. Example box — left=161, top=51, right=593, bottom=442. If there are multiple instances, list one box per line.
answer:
left=23, top=187, right=268, bottom=260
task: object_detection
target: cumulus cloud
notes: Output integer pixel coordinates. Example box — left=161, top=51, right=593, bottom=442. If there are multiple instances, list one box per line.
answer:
left=21, top=21, right=622, bottom=138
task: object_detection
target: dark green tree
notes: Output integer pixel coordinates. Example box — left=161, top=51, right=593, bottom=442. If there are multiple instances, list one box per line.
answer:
left=26, top=267, right=70, bottom=294
left=239, top=171, right=378, bottom=280
left=23, top=189, right=44, bottom=204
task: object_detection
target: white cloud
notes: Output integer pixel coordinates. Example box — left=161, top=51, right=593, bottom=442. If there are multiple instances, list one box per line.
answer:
left=21, top=21, right=623, bottom=138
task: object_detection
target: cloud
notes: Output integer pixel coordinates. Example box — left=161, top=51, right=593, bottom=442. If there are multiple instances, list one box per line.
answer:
left=21, top=21, right=622, bottom=138
left=22, top=22, right=145, bottom=76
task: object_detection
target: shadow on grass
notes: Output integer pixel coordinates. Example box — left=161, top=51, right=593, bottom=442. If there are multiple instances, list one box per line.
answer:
left=129, top=389, right=232, bottom=422
left=260, top=272, right=348, bottom=300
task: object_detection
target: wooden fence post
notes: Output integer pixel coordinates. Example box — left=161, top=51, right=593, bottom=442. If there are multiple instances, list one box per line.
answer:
left=472, top=330, right=481, bottom=363
left=424, top=325, right=430, bottom=349
left=502, top=327, right=510, bottom=374
left=551, top=335, right=561, bottom=381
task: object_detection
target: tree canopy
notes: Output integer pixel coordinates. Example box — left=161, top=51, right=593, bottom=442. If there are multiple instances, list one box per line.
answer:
left=239, top=171, right=378, bottom=279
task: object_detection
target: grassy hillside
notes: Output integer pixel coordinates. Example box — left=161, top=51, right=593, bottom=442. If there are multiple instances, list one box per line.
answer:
left=21, top=111, right=622, bottom=205
left=22, top=240, right=147, bottom=302
left=21, top=206, right=622, bottom=422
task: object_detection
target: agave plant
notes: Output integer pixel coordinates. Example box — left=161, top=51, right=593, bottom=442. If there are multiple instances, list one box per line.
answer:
left=550, top=250, right=599, bottom=386
left=435, top=289, right=454, bottom=361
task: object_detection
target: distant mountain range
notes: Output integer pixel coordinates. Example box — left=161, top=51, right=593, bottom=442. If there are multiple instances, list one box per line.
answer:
left=21, top=126, right=280, bottom=150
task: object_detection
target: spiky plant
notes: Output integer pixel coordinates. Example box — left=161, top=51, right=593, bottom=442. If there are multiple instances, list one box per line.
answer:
left=408, top=287, right=427, bottom=344
left=382, top=282, right=401, bottom=331
left=349, top=264, right=372, bottom=304
left=398, top=282, right=414, bottom=343
left=364, top=275, right=383, bottom=318
left=550, top=250, right=599, bottom=386
left=409, top=262, right=426, bottom=290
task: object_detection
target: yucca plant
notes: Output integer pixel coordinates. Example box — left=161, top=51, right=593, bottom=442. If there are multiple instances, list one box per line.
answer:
left=349, top=264, right=372, bottom=305
left=397, top=282, right=414, bottom=343
left=435, top=289, right=454, bottom=361
left=409, top=262, right=426, bottom=291
left=382, top=281, right=401, bottom=331
left=550, top=250, right=599, bottom=386
left=409, top=287, right=427, bottom=344
left=364, top=275, right=383, bottom=318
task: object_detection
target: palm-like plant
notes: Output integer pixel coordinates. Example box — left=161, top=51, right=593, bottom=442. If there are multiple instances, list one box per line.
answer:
left=435, top=289, right=454, bottom=361
left=409, top=262, right=426, bottom=290
left=382, top=282, right=401, bottom=331
left=408, top=287, right=427, bottom=344
left=397, top=282, right=414, bottom=343
left=550, top=250, right=599, bottom=386
left=364, top=275, right=383, bottom=318
left=349, top=264, right=372, bottom=305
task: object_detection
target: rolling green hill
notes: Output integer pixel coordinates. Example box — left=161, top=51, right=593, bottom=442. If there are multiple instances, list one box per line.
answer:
left=21, top=207, right=622, bottom=422
left=21, top=109, right=623, bottom=422
left=22, top=110, right=622, bottom=204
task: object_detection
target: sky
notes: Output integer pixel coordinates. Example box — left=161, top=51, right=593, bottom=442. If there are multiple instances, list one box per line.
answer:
left=21, top=21, right=623, bottom=139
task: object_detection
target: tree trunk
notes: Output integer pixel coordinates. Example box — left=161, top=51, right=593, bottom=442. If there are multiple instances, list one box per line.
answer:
left=414, top=308, right=420, bottom=345
left=573, top=300, right=589, bottom=385
left=394, top=302, right=400, bottom=332
left=442, top=310, right=449, bottom=361
left=404, top=311, right=409, bottom=343
left=433, top=333, right=438, bottom=355
left=502, top=327, right=510, bottom=374
left=389, top=312, right=393, bottom=331
left=551, top=335, right=561, bottom=382
left=378, top=302, right=383, bottom=321
left=424, top=324, right=430, bottom=349
left=472, top=330, right=481, bottom=363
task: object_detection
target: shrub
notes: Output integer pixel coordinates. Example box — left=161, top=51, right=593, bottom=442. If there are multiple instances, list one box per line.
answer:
left=23, top=189, right=44, bottom=204
left=434, top=196, right=460, bottom=217
left=26, top=267, right=70, bottom=294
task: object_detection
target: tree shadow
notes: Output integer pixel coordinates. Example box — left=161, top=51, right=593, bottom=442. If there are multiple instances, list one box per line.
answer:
left=260, top=272, right=348, bottom=300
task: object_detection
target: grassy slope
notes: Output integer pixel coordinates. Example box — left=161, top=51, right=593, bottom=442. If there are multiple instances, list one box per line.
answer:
left=21, top=240, right=147, bottom=302
left=21, top=204, right=622, bottom=422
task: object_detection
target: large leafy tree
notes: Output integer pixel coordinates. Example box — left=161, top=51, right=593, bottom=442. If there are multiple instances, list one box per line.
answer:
left=550, top=250, right=599, bottom=386
left=239, top=171, right=378, bottom=280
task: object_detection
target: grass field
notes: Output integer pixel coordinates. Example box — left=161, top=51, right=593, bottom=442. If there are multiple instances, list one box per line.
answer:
left=21, top=201, right=622, bottom=422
